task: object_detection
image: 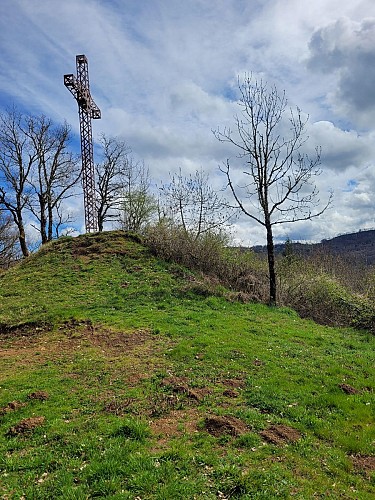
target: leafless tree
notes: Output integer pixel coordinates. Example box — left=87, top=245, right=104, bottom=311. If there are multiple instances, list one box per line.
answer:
left=0, top=110, right=81, bottom=253
left=214, top=75, right=332, bottom=305
left=95, top=135, right=156, bottom=233
left=159, top=168, right=233, bottom=240
left=0, top=213, right=19, bottom=267
left=25, top=116, right=81, bottom=243
left=0, top=109, right=35, bottom=257
left=119, top=158, right=157, bottom=232
left=95, top=134, right=131, bottom=231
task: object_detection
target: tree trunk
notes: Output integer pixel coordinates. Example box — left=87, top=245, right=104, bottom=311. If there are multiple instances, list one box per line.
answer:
left=266, top=221, right=276, bottom=306
left=47, top=203, right=53, bottom=241
left=98, top=210, right=104, bottom=232
left=39, top=194, right=48, bottom=244
left=17, top=221, right=29, bottom=257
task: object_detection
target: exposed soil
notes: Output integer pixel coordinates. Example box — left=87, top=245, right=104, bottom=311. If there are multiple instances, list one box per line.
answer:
left=0, top=321, right=172, bottom=389
left=204, top=415, right=248, bottom=437
left=28, top=391, right=49, bottom=401
left=0, top=400, right=27, bottom=416
left=103, top=398, right=134, bottom=415
left=89, top=328, right=152, bottom=352
left=7, top=416, right=45, bottom=436
left=339, top=383, right=359, bottom=395
left=0, top=321, right=52, bottom=339
left=161, top=376, right=211, bottom=402
left=150, top=408, right=200, bottom=445
left=260, top=424, right=301, bottom=445
left=223, top=389, right=239, bottom=398
left=351, top=455, right=375, bottom=476
left=222, top=378, right=246, bottom=389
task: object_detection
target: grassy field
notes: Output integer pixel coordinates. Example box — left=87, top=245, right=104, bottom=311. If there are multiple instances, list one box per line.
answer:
left=0, top=231, right=374, bottom=498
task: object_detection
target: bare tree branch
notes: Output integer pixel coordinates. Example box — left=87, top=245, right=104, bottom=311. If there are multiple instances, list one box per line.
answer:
left=214, top=74, right=333, bottom=305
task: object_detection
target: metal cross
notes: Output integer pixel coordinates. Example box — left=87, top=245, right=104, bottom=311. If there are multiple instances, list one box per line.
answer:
left=64, top=54, right=101, bottom=233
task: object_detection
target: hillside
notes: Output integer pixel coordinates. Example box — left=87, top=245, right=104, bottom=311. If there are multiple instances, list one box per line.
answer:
left=253, top=229, right=375, bottom=265
left=0, top=231, right=374, bottom=498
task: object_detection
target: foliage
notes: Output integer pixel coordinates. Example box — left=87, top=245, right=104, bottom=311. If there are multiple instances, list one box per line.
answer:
left=0, top=231, right=374, bottom=498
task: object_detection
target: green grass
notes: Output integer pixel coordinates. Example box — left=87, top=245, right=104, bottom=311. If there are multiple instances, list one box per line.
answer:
left=0, top=231, right=374, bottom=498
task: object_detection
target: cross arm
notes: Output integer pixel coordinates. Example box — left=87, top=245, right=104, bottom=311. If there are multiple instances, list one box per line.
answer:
left=64, top=74, right=101, bottom=119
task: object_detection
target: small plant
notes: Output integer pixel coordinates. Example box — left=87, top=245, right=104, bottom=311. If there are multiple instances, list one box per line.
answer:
left=112, top=419, right=150, bottom=442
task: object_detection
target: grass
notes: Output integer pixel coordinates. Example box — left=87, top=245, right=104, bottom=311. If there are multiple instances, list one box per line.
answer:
left=0, top=230, right=374, bottom=498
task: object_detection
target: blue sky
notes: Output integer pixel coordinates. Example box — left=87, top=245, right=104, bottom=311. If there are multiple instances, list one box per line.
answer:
left=1, top=0, right=375, bottom=245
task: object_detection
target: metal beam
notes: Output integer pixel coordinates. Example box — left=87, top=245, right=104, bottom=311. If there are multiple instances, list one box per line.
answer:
left=64, top=55, right=101, bottom=233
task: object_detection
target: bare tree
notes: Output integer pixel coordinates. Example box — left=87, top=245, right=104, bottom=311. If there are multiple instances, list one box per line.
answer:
left=0, top=109, right=35, bottom=257
left=25, top=116, right=81, bottom=243
left=0, top=212, right=19, bottom=267
left=214, top=75, right=332, bottom=305
left=95, top=134, right=131, bottom=231
left=0, top=110, right=81, bottom=253
left=119, top=158, right=157, bottom=232
left=159, top=168, right=233, bottom=240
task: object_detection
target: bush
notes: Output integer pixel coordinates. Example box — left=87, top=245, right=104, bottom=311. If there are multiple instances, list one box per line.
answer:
left=146, top=223, right=375, bottom=332
left=278, top=255, right=375, bottom=332
left=145, top=222, right=268, bottom=302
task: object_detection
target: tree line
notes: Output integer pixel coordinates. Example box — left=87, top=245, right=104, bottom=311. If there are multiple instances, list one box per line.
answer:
left=0, top=109, right=231, bottom=261
left=0, top=76, right=332, bottom=305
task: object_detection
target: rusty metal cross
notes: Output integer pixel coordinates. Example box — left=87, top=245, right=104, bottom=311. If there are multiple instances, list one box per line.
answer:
left=64, top=54, right=101, bottom=233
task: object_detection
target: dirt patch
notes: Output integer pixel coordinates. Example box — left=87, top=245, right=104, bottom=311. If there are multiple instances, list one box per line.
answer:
left=260, top=424, right=301, bottom=445
left=150, top=408, right=200, bottom=442
left=90, top=328, right=152, bottom=352
left=7, top=416, right=45, bottom=436
left=0, top=321, right=52, bottom=339
left=351, top=455, right=375, bottom=476
left=0, top=401, right=27, bottom=416
left=149, top=393, right=182, bottom=417
left=103, top=398, right=134, bottom=415
left=204, top=415, right=248, bottom=437
left=161, top=376, right=211, bottom=402
left=0, top=321, right=170, bottom=376
left=223, top=389, right=239, bottom=398
left=339, top=383, right=358, bottom=395
left=28, top=391, right=49, bottom=401
left=223, top=378, right=246, bottom=389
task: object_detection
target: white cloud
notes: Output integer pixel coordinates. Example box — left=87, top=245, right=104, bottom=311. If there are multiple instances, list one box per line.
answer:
left=1, top=0, right=375, bottom=244
left=309, top=121, right=374, bottom=171
left=307, top=16, right=375, bottom=127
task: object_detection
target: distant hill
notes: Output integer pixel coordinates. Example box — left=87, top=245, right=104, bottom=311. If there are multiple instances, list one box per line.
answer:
left=252, top=229, right=375, bottom=265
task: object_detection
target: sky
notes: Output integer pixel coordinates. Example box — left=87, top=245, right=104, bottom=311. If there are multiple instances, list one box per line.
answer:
left=0, top=0, right=375, bottom=246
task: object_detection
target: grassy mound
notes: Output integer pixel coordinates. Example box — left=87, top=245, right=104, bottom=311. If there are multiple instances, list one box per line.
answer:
left=0, top=231, right=374, bottom=498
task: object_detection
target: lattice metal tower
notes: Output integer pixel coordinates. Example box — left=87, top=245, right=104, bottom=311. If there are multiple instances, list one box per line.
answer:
left=64, top=55, right=101, bottom=233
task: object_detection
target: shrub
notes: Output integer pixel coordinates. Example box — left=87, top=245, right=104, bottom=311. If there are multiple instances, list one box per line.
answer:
left=145, top=222, right=268, bottom=302
left=146, top=223, right=375, bottom=332
left=278, top=256, right=375, bottom=332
